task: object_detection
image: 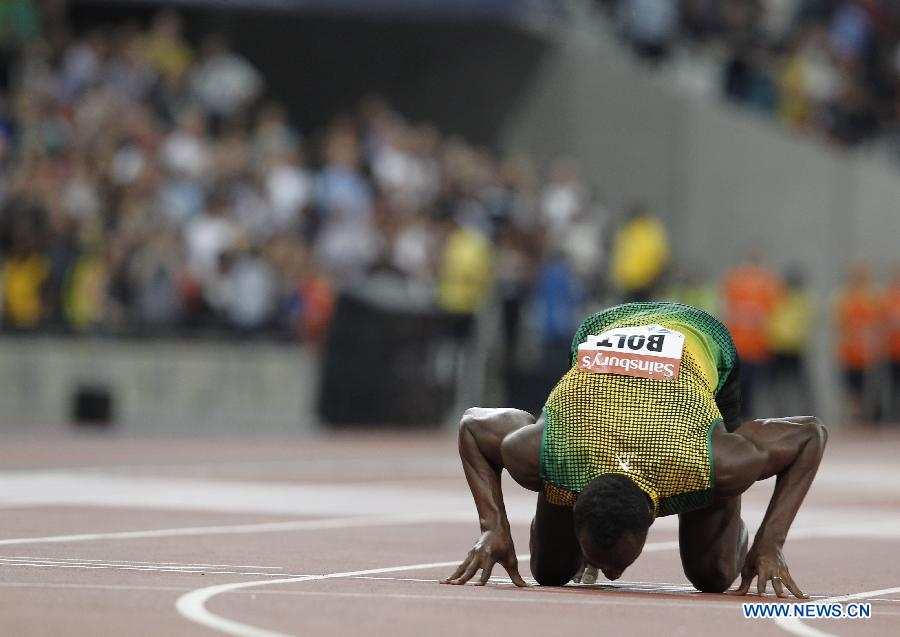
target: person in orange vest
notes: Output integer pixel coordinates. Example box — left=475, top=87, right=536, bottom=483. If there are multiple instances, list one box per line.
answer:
left=722, top=248, right=784, bottom=417
left=886, top=266, right=900, bottom=422
left=834, top=263, right=884, bottom=423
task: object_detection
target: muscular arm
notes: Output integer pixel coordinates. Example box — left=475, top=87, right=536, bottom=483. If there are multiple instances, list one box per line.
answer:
left=442, top=407, right=542, bottom=586
left=457, top=408, right=541, bottom=529
left=713, top=416, right=828, bottom=597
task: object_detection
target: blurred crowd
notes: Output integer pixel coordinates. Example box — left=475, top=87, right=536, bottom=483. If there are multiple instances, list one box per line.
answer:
left=604, top=0, right=900, bottom=151
left=0, top=8, right=618, bottom=342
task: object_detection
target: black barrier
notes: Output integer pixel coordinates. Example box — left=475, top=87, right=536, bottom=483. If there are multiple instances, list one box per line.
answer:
left=317, top=293, right=452, bottom=427
left=71, top=384, right=115, bottom=428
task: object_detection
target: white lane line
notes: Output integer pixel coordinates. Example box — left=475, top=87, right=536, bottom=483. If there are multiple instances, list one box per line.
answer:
left=774, top=586, right=900, bottom=636
left=0, top=512, right=444, bottom=546
left=351, top=575, right=694, bottom=587
left=0, top=559, right=309, bottom=578
left=186, top=588, right=746, bottom=609
left=0, top=582, right=196, bottom=593
left=0, top=555, right=282, bottom=569
left=353, top=575, right=700, bottom=593
left=0, top=578, right=656, bottom=596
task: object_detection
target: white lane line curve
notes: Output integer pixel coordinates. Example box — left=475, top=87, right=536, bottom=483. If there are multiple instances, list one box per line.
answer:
left=176, top=537, right=687, bottom=637
left=774, top=586, right=900, bottom=636
left=0, top=512, right=444, bottom=546
left=175, top=557, right=474, bottom=637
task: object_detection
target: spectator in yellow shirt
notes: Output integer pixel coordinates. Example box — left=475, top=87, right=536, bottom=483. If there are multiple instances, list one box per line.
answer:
left=610, top=204, right=669, bottom=302
left=144, top=9, right=194, bottom=81
left=2, top=225, right=48, bottom=329
left=437, top=221, right=493, bottom=327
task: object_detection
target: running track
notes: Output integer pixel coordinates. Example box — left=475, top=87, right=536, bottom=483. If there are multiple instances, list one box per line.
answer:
left=0, top=428, right=897, bottom=636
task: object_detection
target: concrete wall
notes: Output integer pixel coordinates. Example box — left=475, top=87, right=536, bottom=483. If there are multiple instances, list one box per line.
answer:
left=501, top=16, right=900, bottom=421
left=0, top=338, right=320, bottom=434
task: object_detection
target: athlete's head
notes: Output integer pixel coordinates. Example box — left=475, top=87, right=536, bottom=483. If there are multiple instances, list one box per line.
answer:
left=573, top=474, right=654, bottom=580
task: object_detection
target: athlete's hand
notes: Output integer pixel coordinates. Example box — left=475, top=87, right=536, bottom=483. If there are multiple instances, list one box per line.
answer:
left=731, top=540, right=807, bottom=598
left=572, top=561, right=599, bottom=584
left=441, top=528, right=528, bottom=587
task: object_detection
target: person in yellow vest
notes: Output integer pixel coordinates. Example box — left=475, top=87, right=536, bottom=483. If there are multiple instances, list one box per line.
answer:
left=1, top=225, right=49, bottom=329
left=143, top=9, right=194, bottom=82
left=610, top=205, right=670, bottom=302
left=64, top=248, right=107, bottom=331
left=436, top=219, right=493, bottom=339
left=442, top=302, right=826, bottom=599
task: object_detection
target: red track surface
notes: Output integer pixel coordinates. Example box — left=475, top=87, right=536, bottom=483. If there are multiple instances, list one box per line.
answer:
left=0, top=428, right=898, bottom=636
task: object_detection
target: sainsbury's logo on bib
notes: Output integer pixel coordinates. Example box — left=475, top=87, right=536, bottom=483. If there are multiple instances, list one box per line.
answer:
left=577, top=324, right=684, bottom=380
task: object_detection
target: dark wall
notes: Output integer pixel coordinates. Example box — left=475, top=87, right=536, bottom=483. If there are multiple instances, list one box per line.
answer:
left=67, top=3, right=548, bottom=145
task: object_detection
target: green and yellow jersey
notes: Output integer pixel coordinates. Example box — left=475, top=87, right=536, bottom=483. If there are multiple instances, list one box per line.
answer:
left=539, top=302, right=738, bottom=516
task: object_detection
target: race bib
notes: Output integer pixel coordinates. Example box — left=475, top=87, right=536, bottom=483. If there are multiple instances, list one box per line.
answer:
left=577, top=324, right=684, bottom=380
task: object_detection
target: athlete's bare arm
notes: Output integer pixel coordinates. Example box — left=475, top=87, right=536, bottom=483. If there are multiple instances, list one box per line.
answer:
left=440, top=408, right=543, bottom=587
left=712, top=416, right=828, bottom=598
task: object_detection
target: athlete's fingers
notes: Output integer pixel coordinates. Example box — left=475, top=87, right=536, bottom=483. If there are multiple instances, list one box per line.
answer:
left=507, top=567, right=529, bottom=587
left=449, top=558, right=481, bottom=585
left=503, top=557, right=529, bottom=587
left=772, top=577, right=786, bottom=599
left=440, top=554, right=472, bottom=584
left=757, top=571, right=769, bottom=597
left=783, top=571, right=807, bottom=599
left=440, top=564, right=465, bottom=584
left=458, top=550, right=477, bottom=576
left=475, top=559, right=496, bottom=586
left=732, top=565, right=754, bottom=595
left=442, top=553, right=475, bottom=584
left=458, top=559, right=482, bottom=585
left=581, top=565, right=598, bottom=585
